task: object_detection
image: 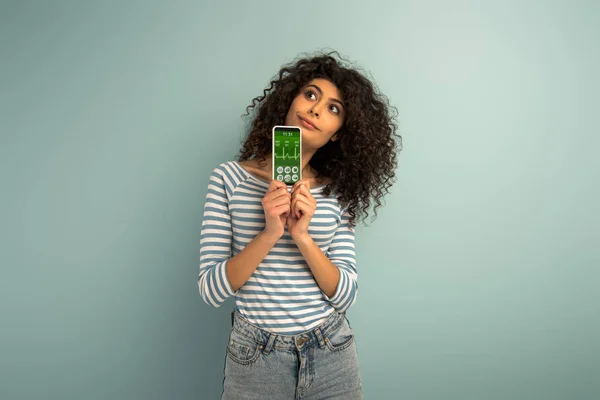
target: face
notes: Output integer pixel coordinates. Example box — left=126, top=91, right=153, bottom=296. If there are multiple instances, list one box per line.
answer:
left=284, top=78, right=345, bottom=151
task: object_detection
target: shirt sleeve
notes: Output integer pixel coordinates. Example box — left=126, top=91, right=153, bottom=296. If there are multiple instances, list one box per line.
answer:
left=321, top=205, right=358, bottom=312
left=197, top=166, right=236, bottom=308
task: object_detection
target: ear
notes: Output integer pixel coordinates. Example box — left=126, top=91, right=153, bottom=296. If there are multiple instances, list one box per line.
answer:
left=330, top=133, right=338, bottom=142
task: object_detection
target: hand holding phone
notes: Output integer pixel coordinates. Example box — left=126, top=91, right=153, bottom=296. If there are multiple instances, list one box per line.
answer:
left=261, top=180, right=291, bottom=238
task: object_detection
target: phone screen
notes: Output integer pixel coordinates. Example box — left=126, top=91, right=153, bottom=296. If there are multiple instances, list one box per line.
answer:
left=272, top=125, right=302, bottom=185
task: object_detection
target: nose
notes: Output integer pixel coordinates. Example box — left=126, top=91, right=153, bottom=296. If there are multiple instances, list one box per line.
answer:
left=309, top=108, right=319, bottom=117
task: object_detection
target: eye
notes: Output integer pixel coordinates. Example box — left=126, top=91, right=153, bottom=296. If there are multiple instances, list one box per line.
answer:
left=329, top=104, right=340, bottom=114
left=305, top=90, right=317, bottom=100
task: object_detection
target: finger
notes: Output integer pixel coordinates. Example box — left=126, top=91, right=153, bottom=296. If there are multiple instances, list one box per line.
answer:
left=297, top=184, right=314, bottom=201
left=292, top=190, right=306, bottom=201
left=268, top=195, right=292, bottom=214
left=294, top=197, right=314, bottom=218
left=292, top=178, right=309, bottom=192
left=267, top=180, right=279, bottom=192
left=292, top=194, right=311, bottom=219
left=273, top=194, right=292, bottom=206
left=291, top=198, right=299, bottom=219
left=268, top=179, right=287, bottom=193
left=265, top=186, right=291, bottom=202
left=292, top=182, right=309, bottom=198
left=293, top=194, right=312, bottom=209
left=299, top=185, right=317, bottom=209
left=271, top=203, right=290, bottom=217
left=264, top=195, right=290, bottom=216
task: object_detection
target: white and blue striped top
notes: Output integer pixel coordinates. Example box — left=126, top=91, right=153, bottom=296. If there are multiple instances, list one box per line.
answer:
left=198, top=161, right=358, bottom=335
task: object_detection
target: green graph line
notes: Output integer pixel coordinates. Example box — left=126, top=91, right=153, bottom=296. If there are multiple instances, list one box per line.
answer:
left=274, top=146, right=300, bottom=160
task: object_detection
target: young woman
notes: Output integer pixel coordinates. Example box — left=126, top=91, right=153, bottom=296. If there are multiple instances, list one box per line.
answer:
left=198, top=51, right=401, bottom=399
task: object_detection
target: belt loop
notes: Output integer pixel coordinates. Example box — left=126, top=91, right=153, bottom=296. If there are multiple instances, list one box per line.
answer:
left=262, top=333, right=277, bottom=355
left=313, top=327, right=326, bottom=348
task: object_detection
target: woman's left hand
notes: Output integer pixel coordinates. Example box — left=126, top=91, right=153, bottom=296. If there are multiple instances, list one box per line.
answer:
left=287, top=179, right=316, bottom=239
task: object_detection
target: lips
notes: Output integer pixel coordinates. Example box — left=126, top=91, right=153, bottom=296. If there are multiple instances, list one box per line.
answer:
left=298, top=115, right=318, bottom=130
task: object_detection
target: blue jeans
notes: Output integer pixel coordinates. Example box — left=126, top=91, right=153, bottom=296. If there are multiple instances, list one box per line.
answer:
left=221, top=309, right=363, bottom=399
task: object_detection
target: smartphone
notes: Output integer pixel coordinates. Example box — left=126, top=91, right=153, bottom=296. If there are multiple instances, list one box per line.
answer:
left=272, top=125, right=302, bottom=185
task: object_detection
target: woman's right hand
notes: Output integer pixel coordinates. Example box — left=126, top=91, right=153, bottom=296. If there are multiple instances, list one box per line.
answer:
left=261, top=180, right=291, bottom=238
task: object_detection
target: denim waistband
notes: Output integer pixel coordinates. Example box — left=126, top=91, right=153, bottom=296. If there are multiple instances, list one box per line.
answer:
left=231, top=309, right=346, bottom=353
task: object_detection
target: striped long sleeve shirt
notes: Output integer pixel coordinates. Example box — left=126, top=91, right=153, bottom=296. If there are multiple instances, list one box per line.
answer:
left=198, top=161, right=358, bottom=335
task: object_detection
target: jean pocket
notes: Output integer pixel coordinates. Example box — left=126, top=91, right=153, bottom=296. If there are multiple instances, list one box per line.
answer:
left=226, top=330, right=262, bottom=365
left=325, top=318, right=355, bottom=352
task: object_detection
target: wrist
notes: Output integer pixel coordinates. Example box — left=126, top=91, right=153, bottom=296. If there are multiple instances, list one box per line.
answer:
left=291, top=232, right=312, bottom=246
left=261, top=229, right=282, bottom=243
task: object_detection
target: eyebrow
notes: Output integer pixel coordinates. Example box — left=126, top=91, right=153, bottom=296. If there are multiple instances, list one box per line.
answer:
left=306, top=84, right=345, bottom=109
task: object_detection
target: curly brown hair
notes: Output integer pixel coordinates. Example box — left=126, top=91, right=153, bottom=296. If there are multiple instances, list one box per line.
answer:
left=238, top=50, right=402, bottom=227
